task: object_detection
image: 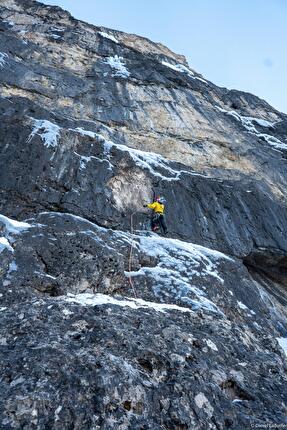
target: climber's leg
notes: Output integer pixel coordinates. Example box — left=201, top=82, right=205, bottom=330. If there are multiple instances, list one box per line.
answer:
left=159, top=215, right=168, bottom=235
left=151, top=214, right=160, bottom=231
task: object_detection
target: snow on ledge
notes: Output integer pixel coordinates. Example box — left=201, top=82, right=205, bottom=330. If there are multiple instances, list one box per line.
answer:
left=71, top=127, right=97, bottom=138
left=28, top=118, right=60, bottom=148
left=161, top=60, right=207, bottom=83
left=162, top=61, right=194, bottom=76
left=98, top=31, right=119, bottom=44
left=0, top=237, right=14, bottom=253
left=104, top=55, right=130, bottom=78
left=65, top=293, right=194, bottom=314
left=69, top=125, right=199, bottom=181
left=0, top=214, right=31, bottom=234
left=216, top=106, right=287, bottom=151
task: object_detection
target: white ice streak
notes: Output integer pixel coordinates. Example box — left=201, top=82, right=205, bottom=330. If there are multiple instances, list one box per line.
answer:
left=0, top=52, right=8, bottom=68
left=161, top=60, right=207, bottom=83
left=0, top=214, right=31, bottom=234
left=252, top=118, right=275, bottom=128
left=104, top=55, right=130, bottom=78
left=237, top=301, right=249, bottom=311
left=98, top=31, right=119, bottom=43
left=162, top=61, right=194, bottom=76
left=237, top=300, right=256, bottom=316
left=217, top=106, right=287, bottom=151
left=277, top=337, right=287, bottom=357
left=205, top=339, right=218, bottom=351
left=51, top=34, right=61, bottom=40
left=72, top=127, right=97, bottom=138
left=102, top=133, right=208, bottom=181
left=65, top=292, right=194, bottom=314
left=70, top=125, right=207, bottom=180
left=256, top=134, right=287, bottom=151
left=34, top=271, right=57, bottom=280
left=28, top=118, right=60, bottom=148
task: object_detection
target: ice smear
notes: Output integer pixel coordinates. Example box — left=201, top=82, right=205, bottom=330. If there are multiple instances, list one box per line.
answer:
left=104, top=55, right=130, bottom=78
left=37, top=211, right=228, bottom=315
left=217, top=106, right=287, bottom=151
left=126, top=234, right=231, bottom=315
left=161, top=60, right=207, bottom=83
left=0, top=53, right=8, bottom=69
left=65, top=293, right=194, bottom=314
left=0, top=214, right=31, bottom=234
left=277, top=337, right=287, bottom=357
left=98, top=31, right=119, bottom=44
left=28, top=118, right=60, bottom=148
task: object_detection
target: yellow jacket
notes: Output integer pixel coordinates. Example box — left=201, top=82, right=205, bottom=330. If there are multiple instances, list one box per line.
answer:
left=147, top=202, right=165, bottom=214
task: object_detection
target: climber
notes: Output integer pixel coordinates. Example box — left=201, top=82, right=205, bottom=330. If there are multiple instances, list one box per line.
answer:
left=143, top=196, right=168, bottom=235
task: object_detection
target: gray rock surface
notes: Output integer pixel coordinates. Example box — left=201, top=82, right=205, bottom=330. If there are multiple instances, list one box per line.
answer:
left=0, top=1, right=287, bottom=429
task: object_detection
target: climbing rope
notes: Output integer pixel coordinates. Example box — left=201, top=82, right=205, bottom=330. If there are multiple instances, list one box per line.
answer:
left=128, top=210, right=138, bottom=298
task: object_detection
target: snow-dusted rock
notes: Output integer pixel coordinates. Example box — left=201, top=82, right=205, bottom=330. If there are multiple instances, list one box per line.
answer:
left=0, top=0, right=287, bottom=429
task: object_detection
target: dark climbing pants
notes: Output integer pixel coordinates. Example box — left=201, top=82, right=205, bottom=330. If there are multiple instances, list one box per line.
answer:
left=151, top=214, right=167, bottom=234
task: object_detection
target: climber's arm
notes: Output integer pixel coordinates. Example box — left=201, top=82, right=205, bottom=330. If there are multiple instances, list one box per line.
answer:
left=146, top=202, right=156, bottom=210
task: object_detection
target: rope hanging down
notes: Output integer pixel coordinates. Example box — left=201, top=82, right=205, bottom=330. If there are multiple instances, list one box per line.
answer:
left=128, top=211, right=138, bottom=298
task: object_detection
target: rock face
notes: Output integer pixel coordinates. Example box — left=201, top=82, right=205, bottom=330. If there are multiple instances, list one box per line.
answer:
left=0, top=1, right=287, bottom=429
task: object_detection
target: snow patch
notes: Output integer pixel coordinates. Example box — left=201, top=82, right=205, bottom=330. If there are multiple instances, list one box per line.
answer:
left=205, top=339, right=218, bottom=351
left=28, top=118, right=60, bottom=148
left=98, top=31, right=119, bottom=44
left=104, top=55, right=130, bottom=78
left=65, top=293, right=194, bottom=314
left=0, top=237, right=14, bottom=253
